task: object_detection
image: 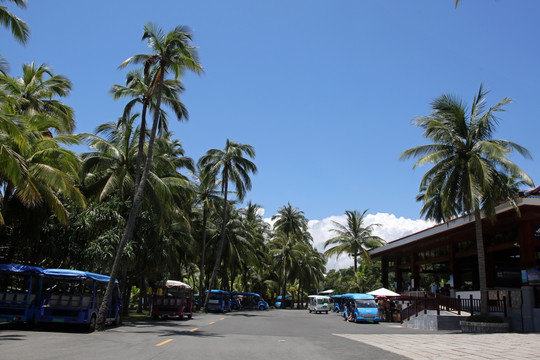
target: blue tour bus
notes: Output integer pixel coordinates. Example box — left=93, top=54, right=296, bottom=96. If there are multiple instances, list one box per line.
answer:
left=275, top=295, right=294, bottom=309
left=0, top=264, right=44, bottom=323
left=205, top=289, right=231, bottom=313
left=36, top=268, right=122, bottom=331
left=342, top=293, right=379, bottom=323
left=331, top=294, right=345, bottom=312
left=231, top=292, right=269, bottom=311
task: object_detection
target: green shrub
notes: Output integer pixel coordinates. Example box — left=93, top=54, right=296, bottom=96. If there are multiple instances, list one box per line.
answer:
left=466, top=315, right=503, bottom=323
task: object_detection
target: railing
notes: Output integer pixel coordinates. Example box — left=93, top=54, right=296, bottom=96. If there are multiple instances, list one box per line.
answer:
left=399, top=294, right=508, bottom=322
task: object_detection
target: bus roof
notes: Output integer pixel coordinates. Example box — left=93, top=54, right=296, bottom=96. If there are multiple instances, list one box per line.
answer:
left=42, top=268, right=116, bottom=283
left=231, top=291, right=261, bottom=297
left=342, top=293, right=375, bottom=300
left=0, top=264, right=44, bottom=274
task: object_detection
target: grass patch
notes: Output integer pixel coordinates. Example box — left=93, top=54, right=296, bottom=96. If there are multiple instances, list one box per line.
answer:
left=123, top=310, right=151, bottom=321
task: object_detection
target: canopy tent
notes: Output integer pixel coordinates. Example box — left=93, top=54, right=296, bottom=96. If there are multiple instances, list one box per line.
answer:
left=318, top=289, right=334, bottom=295
left=366, top=287, right=400, bottom=297
left=165, top=280, right=192, bottom=289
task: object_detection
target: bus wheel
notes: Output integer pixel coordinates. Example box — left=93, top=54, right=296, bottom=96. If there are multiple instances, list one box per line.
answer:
left=259, top=305, right=265, bottom=311
left=88, top=314, right=96, bottom=332
left=187, top=313, right=192, bottom=319
left=153, top=315, right=159, bottom=320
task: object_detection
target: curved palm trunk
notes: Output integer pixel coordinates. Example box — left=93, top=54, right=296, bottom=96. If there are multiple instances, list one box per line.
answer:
left=134, top=101, right=149, bottom=187
left=474, top=209, right=488, bottom=315
left=198, top=206, right=208, bottom=310
left=204, top=173, right=229, bottom=310
left=96, top=68, right=165, bottom=330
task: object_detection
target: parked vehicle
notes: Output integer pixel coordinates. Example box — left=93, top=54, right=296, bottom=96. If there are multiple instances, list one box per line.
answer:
left=205, top=290, right=231, bottom=313
left=0, top=264, right=44, bottom=323
left=231, top=292, right=269, bottom=311
left=342, top=293, right=379, bottom=323
left=307, top=295, right=330, bottom=314
left=331, top=294, right=345, bottom=312
left=275, top=295, right=294, bottom=309
left=36, top=269, right=122, bottom=331
left=150, top=280, right=193, bottom=320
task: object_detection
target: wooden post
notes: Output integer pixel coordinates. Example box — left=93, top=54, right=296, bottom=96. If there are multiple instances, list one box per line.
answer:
left=470, top=294, right=474, bottom=316
left=457, top=295, right=461, bottom=315
left=424, top=293, right=427, bottom=315
left=503, top=296, right=507, bottom=318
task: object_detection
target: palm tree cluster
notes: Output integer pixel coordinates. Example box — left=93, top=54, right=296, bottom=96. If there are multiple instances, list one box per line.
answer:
left=1, top=19, right=327, bottom=324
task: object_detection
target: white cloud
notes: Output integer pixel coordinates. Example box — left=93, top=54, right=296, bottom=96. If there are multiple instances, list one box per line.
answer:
left=264, top=211, right=434, bottom=271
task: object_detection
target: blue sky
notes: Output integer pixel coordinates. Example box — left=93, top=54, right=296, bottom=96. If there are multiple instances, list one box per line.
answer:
left=4, top=1, right=540, bottom=267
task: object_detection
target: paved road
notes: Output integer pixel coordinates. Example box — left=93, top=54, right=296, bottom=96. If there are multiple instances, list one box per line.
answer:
left=1, top=310, right=539, bottom=359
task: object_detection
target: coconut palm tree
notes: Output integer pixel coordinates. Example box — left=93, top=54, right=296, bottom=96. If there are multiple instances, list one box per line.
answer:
left=198, top=139, right=257, bottom=309
left=0, top=62, right=74, bottom=133
left=324, top=210, right=385, bottom=272
left=192, top=166, right=221, bottom=307
left=400, top=84, right=534, bottom=315
left=0, top=0, right=30, bottom=73
left=111, top=68, right=188, bottom=186
left=0, top=112, right=85, bottom=262
left=97, top=23, right=202, bottom=329
left=0, top=0, right=29, bottom=43
left=271, top=203, right=309, bottom=303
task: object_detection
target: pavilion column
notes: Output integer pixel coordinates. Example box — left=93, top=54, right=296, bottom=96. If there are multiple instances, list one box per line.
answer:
left=449, top=243, right=457, bottom=296
left=519, top=220, right=537, bottom=276
left=394, top=259, right=403, bottom=291
left=411, top=253, right=419, bottom=291
left=381, top=258, right=389, bottom=288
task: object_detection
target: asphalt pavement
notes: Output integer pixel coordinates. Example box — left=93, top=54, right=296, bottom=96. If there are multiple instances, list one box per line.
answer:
left=1, top=309, right=538, bottom=360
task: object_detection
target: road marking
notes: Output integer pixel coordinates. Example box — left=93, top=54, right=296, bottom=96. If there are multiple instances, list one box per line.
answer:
left=220, top=317, right=225, bottom=320
left=155, top=339, right=173, bottom=347
left=209, top=321, right=215, bottom=324
left=189, top=328, right=198, bottom=332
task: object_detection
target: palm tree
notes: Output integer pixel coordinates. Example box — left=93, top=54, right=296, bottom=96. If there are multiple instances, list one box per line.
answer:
left=0, top=62, right=74, bottom=133
left=111, top=68, right=188, bottom=186
left=198, top=139, right=257, bottom=309
left=0, top=0, right=29, bottom=43
left=192, top=165, right=221, bottom=308
left=0, top=0, right=30, bottom=73
left=97, top=23, right=202, bottom=329
left=400, top=84, right=533, bottom=315
left=271, top=203, right=309, bottom=303
left=324, top=210, right=385, bottom=273
left=0, top=112, right=85, bottom=262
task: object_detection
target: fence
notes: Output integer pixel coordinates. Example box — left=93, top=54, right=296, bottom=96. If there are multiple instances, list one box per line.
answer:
left=399, top=293, right=508, bottom=322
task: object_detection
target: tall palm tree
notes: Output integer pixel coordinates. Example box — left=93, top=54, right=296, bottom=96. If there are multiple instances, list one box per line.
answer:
left=111, top=68, right=188, bottom=186
left=192, top=165, right=221, bottom=308
left=97, top=23, right=202, bottom=329
left=324, top=210, right=385, bottom=273
left=271, top=203, right=309, bottom=303
left=0, top=0, right=30, bottom=73
left=198, top=139, right=257, bottom=309
left=400, top=84, right=533, bottom=315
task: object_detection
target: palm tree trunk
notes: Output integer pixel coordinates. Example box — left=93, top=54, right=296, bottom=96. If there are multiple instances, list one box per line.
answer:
left=474, top=209, right=488, bottom=315
left=204, top=175, right=229, bottom=310
left=134, top=101, right=148, bottom=187
left=281, top=247, right=288, bottom=308
left=198, top=206, right=208, bottom=310
left=96, top=67, right=165, bottom=330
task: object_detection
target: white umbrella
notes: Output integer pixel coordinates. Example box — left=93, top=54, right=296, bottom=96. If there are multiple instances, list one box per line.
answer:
left=367, top=287, right=400, bottom=297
